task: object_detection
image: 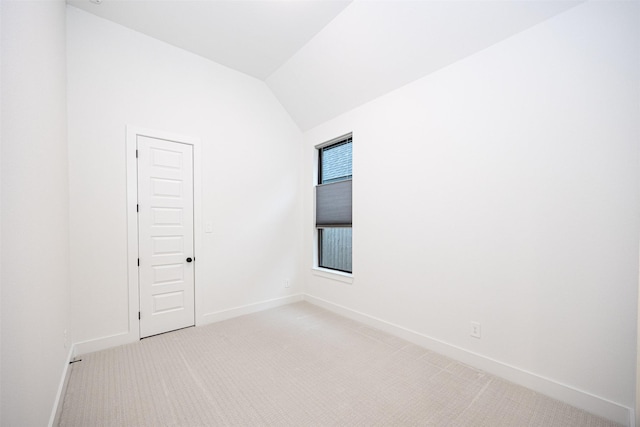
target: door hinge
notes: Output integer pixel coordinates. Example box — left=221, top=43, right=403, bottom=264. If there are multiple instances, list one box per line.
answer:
left=136, top=149, right=138, bottom=158
left=137, top=258, right=140, bottom=267
left=136, top=204, right=139, bottom=212
left=138, top=312, right=141, bottom=320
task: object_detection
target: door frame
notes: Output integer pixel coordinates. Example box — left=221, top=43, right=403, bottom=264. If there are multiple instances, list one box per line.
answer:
left=126, top=126, right=203, bottom=340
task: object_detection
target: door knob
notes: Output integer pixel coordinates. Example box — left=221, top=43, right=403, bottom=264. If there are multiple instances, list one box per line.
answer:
left=186, top=257, right=193, bottom=263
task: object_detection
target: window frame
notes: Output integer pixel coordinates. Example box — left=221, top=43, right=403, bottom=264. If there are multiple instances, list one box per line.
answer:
left=317, top=137, right=352, bottom=186
left=317, top=228, right=352, bottom=274
left=314, top=133, right=353, bottom=278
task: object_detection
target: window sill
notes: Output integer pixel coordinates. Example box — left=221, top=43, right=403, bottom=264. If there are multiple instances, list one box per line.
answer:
left=312, top=267, right=353, bottom=284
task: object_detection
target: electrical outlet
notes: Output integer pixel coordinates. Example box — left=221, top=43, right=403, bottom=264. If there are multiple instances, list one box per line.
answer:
left=470, top=322, right=481, bottom=339
left=284, top=279, right=290, bottom=288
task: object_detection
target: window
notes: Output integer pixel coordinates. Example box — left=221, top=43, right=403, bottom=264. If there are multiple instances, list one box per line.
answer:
left=316, top=135, right=352, bottom=273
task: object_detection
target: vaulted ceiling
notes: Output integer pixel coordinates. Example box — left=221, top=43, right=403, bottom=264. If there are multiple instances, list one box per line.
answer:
left=66, top=0, right=582, bottom=130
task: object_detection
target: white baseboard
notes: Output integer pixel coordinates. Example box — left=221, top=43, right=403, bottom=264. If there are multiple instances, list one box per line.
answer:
left=73, top=330, right=137, bottom=357
left=200, top=294, right=304, bottom=325
left=72, top=295, right=305, bottom=356
left=52, top=294, right=302, bottom=425
left=48, top=345, right=75, bottom=427
left=304, top=294, right=632, bottom=427
left=60, top=293, right=631, bottom=426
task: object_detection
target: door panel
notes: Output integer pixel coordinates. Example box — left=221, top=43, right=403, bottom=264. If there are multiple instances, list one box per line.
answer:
left=138, top=135, right=194, bottom=338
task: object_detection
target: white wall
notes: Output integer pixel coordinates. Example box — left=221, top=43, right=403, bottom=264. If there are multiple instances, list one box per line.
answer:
left=67, top=7, right=303, bottom=348
left=1, top=1, right=70, bottom=425
left=303, top=1, right=639, bottom=424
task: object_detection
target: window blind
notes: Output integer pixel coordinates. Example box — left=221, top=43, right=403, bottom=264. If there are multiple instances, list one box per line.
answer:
left=316, top=179, right=352, bottom=227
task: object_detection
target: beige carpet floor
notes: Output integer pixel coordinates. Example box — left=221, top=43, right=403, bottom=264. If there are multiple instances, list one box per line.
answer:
left=57, top=302, right=622, bottom=426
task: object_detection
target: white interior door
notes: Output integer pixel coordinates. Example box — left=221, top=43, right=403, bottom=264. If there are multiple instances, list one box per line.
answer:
left=137, top=135, right=195, bottom=338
